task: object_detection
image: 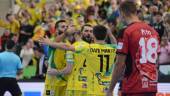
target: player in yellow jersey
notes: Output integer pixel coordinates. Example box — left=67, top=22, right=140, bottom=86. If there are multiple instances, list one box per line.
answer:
left=43, top=24, right=94, bottom=96
left=66, top=24, right=94, bottom=96
left=44, top=20, right=73, bottom=96
left=40, top=25, right=117, bottom=96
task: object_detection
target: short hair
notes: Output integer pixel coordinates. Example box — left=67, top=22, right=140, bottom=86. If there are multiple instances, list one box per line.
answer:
left=119, top=1, right=137, bottom=17
left=6, top=13, right=12, bottom=21
left=154, top=11, right=162, bottom=16
left=93, top=25, right=107, bottom=40
left=55, top=19, right=66, bottom=29
left=81, top=24, right=92, bottom=32
left=6, top=39, right=15, bottom=50
left=34, top=46, right=44, bottom=53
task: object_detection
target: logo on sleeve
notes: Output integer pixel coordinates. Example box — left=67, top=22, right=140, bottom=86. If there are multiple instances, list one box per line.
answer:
left=117, top=42, right=123, bottom=49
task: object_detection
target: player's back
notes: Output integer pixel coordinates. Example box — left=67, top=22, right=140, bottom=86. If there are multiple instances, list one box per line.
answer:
left=66, top=41, right=89, bottom=92
left=117, top=22, right=159, bottom=93
left=86, top=43, right=117, bottom=95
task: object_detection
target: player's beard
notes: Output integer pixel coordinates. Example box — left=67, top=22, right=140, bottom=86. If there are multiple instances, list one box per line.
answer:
left=82, top=34, right=93, bottom=43
left=68, top=35, right=76, bottom=44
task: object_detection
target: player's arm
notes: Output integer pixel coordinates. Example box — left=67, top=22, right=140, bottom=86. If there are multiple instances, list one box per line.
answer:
left=39, top=36, right=76, bottom=51
left=17, top=69, right=23, bottom=76
left=107, top=27, right=117, bottom=44
left=16, top=60, right=23, bottom=80
left=106, top=54, right=126, bottom=96
left=107, top=28, right=128, bottom=96
left=47, top=51, right=74, bottom=75
left=47, top=64, right=73, bottom=76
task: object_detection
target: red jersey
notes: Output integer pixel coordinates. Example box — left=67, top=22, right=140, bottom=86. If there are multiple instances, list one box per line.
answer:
left=117, top=22, right=159, bottom=94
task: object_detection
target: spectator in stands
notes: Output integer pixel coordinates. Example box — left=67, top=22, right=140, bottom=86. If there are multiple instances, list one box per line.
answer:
left=5, top=13, right=20, bottom=37
left=0, top=39, right=23, bottom=96
left=20, top=39, right=34, bottom=68
left=158, top=36, right=170, bottom=81
left=18, top=9, right=34, bottom=44
left=163, top=13, right=170, bottom=38
left=152, top=12, right=165, bottom=39
left=158, top=37, right=170, bottom=65
left=33, top=46, right=47, bottom=79
left=0, top=30, right=11, bottom=52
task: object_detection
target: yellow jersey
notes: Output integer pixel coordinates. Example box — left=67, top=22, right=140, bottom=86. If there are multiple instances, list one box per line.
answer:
left=0, top=19, right=20, bottom=35
left=45, top=40, right=71, bottom=86
left=9, top=20, right=20, bottom=35
left=66, top=41, right=89, bottom=91
left=75, top=43, right=117, bottom=95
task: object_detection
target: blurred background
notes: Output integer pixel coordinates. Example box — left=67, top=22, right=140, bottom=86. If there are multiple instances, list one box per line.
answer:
left=0, top=0, right=169, bottom=96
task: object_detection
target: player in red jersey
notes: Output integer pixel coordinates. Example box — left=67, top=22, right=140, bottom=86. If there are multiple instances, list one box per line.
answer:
left=107, top=1, right=160, bottom=96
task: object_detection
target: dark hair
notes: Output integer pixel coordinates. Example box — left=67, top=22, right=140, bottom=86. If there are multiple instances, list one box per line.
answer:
left=34, top=46, right=44, bottom=53
left=93, top=25, right=107, bottom=40
left=86, top=6, right=95, bottom=15
left=81, top=24, right=92, bottom=32
left=154, top=11, right=162, bottom=16
left=55, top=19, right=66, bottom=29
left=119, top=1, right=137, bottom=17
left=6, top=39, right=15, bottom=50
left=6, top=13, right=12, bottom=21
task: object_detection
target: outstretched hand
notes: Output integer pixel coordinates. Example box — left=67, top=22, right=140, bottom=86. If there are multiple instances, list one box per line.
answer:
left=47, top=68, right=59, bottom=76
left=38, top=36, right=51, bottom=45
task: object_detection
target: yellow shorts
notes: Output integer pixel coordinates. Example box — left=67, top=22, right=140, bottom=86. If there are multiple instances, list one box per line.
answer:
left=66, top=90, right=87, bottom=96
left=43, top=85, right=67, bottom=96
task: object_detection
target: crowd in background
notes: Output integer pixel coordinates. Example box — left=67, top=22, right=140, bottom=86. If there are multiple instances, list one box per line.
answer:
left=0, top=0, right=170, bottom=80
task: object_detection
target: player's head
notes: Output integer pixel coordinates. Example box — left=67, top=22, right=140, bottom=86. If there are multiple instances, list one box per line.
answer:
left=55, top=20, right=68, bottom=34
left=119, top=1, right=138, bottom=21
left=6, top=13, right=14, bottom=22
left=5, top=39, right=15, bottom=51
left=81, top=24, right=93, bottom=43
left=93, top=25, right=107, bottom=41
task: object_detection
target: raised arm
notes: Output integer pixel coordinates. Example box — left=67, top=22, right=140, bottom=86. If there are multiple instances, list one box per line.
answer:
left=107, top=27, right=117, bottom=44
left=39, top=36, right=75, bottom=51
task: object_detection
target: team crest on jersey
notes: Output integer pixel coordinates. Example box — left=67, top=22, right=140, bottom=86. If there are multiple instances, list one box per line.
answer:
left=117, top=42, right=123, bottom=49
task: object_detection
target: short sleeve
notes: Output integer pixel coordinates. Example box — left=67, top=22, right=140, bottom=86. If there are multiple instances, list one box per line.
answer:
left=66, top=51, right=74, bottom=65
left=75, top=44, right=88, bottom=53
left=117, top=30, right=129, bottom=55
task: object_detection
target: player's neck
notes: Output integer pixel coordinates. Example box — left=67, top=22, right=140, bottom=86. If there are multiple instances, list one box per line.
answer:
left=126, top=15, right=140, bottom=25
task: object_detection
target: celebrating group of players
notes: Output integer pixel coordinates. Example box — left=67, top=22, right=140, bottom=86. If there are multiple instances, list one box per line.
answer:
left=39, top=1, right=160, bottom=96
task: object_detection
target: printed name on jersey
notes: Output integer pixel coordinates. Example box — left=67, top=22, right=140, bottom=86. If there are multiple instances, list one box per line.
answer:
left=117, top=42, right=123, bottom=49
left=89, top=48, right=116, bottom=53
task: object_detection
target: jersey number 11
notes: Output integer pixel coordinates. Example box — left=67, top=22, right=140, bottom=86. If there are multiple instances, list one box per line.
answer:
left=98, top=55, right=110, bottom=72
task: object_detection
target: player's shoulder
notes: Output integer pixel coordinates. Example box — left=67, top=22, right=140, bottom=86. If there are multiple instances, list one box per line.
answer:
left=103, top=44, right=117, bottom=49
left=118, top=22, right=153, bottom=38
left=73, top=41, right=89, bottom=46
left=74, top=41, right=89, bottom=53
left=90, top=43, right=117, bottom=49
